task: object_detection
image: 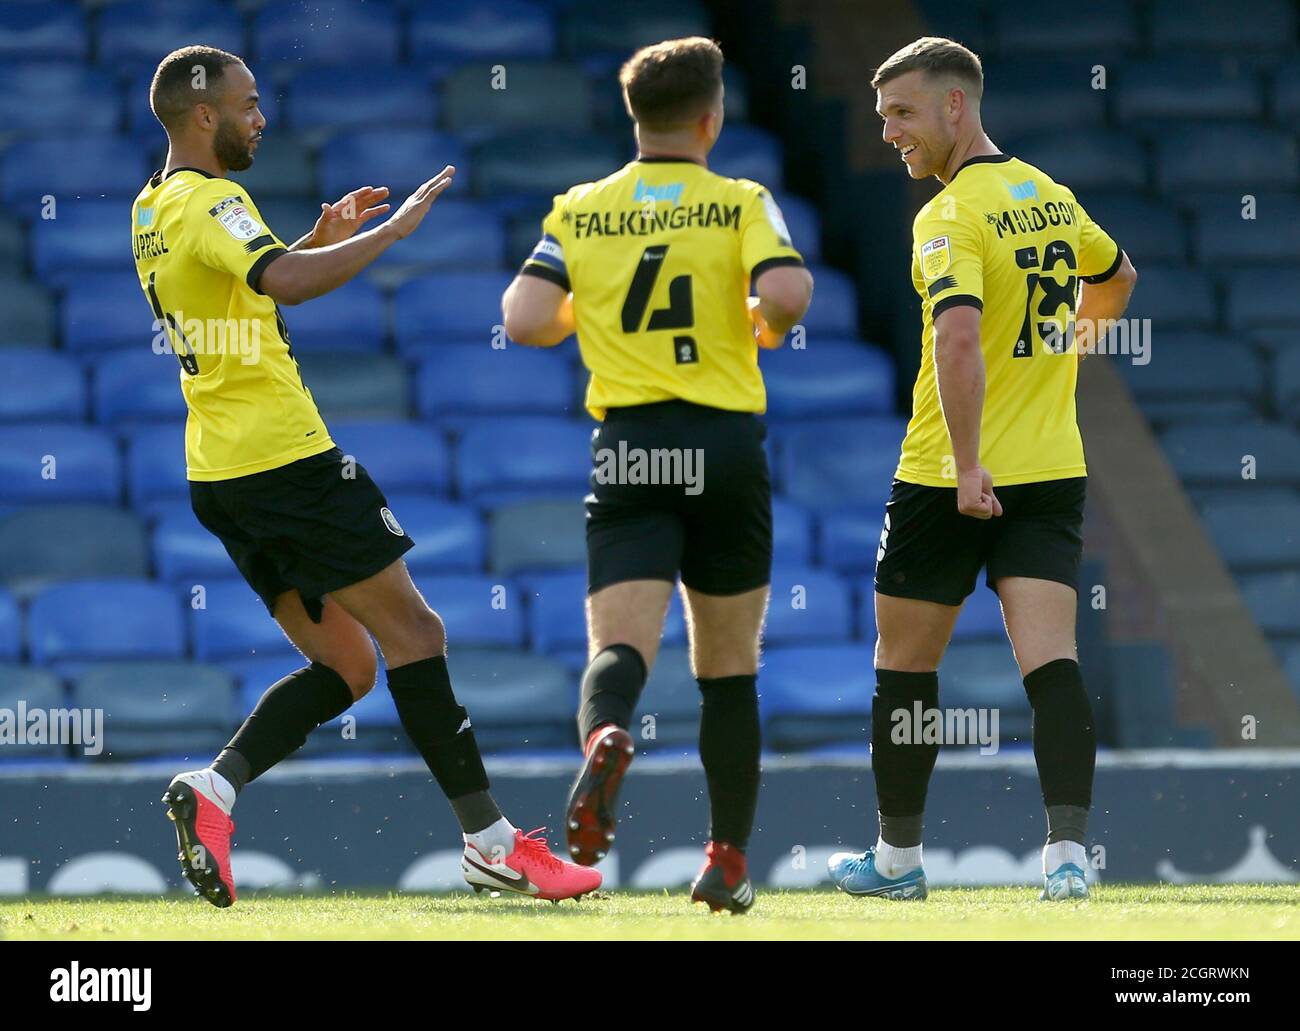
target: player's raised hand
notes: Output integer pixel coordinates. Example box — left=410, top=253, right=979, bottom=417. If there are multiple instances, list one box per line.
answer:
left=306, top=186, right=391, bottom=248
left=386, top=166, right=456, bottom=239
left=957, top=465, right=1003, bottom=520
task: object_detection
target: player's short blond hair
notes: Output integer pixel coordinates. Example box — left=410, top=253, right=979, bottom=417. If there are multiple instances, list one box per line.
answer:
left=619, top=36, right=724, bottom=132
left=871, top=37, right=983, bottom=100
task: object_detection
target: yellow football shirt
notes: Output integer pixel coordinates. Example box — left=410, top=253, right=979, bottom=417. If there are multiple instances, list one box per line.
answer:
left=520, top=157, right=804, bottom=420
left=131, top=168, right=334, bottom=481
left=896, top=154, right=1122, bottom=487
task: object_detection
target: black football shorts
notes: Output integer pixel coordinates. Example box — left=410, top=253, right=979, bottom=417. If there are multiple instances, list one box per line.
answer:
left=873, top=476, right=1087, bottom=606
left=586, top=400, right=772, bottom=596
left=190, top=447, right=414, bottom=622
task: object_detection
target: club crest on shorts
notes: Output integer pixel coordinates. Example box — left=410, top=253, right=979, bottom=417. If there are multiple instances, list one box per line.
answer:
left=380, top=507, right=404, bottom=536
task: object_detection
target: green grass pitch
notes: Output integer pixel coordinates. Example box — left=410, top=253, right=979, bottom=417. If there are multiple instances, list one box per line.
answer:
left=3, top=885, right=1298, bottom=940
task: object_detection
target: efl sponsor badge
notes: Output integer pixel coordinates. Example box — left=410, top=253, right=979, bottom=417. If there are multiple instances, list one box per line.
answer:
left=920, top=235, right=950, bottom=280
left=214, top=201, right=263, bottom=241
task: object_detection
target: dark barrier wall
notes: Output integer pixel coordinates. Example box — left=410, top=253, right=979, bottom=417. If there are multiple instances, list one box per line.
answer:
left=1, top=754, right=1297, bottom=894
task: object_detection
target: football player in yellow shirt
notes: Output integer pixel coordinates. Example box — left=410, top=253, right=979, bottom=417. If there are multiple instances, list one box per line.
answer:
left=136, top=45, right=599, bottom=908
left=501, top=37, right=813, bottom=912
left=826, top=38, right=1137, bottom=902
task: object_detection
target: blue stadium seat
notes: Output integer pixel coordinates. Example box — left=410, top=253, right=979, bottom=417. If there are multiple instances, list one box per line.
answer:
left=472, top=130, right=625, bottom=200
left=415, top=344, right=577, bottom=418
left=73, top=661, right=235, bottom=762
left=1013, top=129, right=1148, bottom=192
left=0, top=275, right=54, bottom=348
left=446, top=648, right=573, bottom=751
left=451, top=414, right=590, bottom=502
left=562, top=0, right=711, bottom=58
left=0, top=63, right=119, bottom=135
left=710, top=125, right=784, bottom=188
left=29, top=579, right=184, bottom=666
left=277, top=279, right=388, bottom=353
left=327, top=420, right=451, bottom=496
left=373, top=199, right=506, bottom=281
left=1161, top=421, right=1300, bottom=487
left=385, top=495, right=486, bottom=573
left=977, top=59, right=1111, bottom=140
left=125, top=423, right=187, bottom=510
left=0, top=349, right=85, bottom=422
left=254, top=0, right=401, bottom=66
left=318, top=129, right=469, bottom=202
left=0, top=666, right=66, bottom=759
left=394, top=271, right=514, bottom=349
left=284, top=66, right=436, bottom=134
left=488, top=498, right=587, bottom=573
left=1125, top=265, right=1217, bottom=329
left=419, top=573, right=526, bottom=647
left=93, top=349, right=185, bottom=427
left=410, top=1, right=557, bottom=61
left=61, top=273, right=155, bottom=352
left=790, top=265, right=855, bottom=337
left=0, top=586, right=19, bottom=661
left=0, top=505, right=148, bottom=588
left=1276, top=61, right=1300, bottom=122
left=153, top=509, right=236, bottom=584
left=31, top=201, right=136, bottom=286
left=517, top=567, right=587, bottom=654
left=1117, top=333, right=1262, bottom=402
left=765, top=566, right=854, bottom=645
left=951, top=587, right=1006, bottom=641
left=939, top=641, right=1032, bottom=736
left=775, top=193, right=821, bottom=263
left=0, top=425, right=120, bottom=506
left=1129, top=398, right=1258, bottom=429
left=1, top=136, right=148, bottom=209
left=227, top=138, right=316, bottom=200
left=442, top=62, right=592, bottom=133
left=1225, top=269, right=1300, bottom=332
left=190, top=578, right=295, bottom=665
left=771, top=496, right=814, bottom=566
left=1200, top=498, right=1300, bottom=571
left=1114, top=56, right=1265, bottom=124
left=760, top=644, right=873, bottom=750
left=0, top=3, right=87, bottom=61
left=97, top=1, right=244, bottom=69
left=1275, top=349, right=1300, bottom=416
left=1156, top=124, right=1298, bottom=192
left=761, top=340, right=894, bottom=419
left=1082, top=194, right=1186, bottom=266
left=820, top=508, right=883, bottom=574
left=776, top=417, right=906, bottom=513
left=636, top=645, right=702, bottom=749
left=1238, top=571, right=1300, bottom=636
left=1193, top=195, right=1300, bottom=265
left=1150, top=0, right=1297, bottom=51
left=992, top=0, right=1136, bottom=54
left=294, top=353, right=409, bottom=421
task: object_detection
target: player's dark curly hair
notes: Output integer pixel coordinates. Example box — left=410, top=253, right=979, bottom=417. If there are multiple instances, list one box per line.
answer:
left=871, top=37, right=983, bottom=99
left=619, top=36, right=724, bottom=133
left=150, top=45, right=245, bottom=131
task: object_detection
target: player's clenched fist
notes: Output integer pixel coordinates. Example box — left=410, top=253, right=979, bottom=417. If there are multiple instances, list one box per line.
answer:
left=956, top=465, right=1002, bottom=520
left=386, top=166, right=456, bottom=239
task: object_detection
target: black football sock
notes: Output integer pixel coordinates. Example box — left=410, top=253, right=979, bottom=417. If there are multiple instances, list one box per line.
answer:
left=577, top=644, right=647, bottom=742
left=387, top=656, right=492, bottom=818
left=1024, top=657, right=1096, bottom=840
left=210, top=747, right=251, bottom=796
left=449, top=791, right=505, bottom=836
left=222, top=663, right=354, bottom=785
left=872, top=669, right=940, bottom=848
left=697, top=675, right=761, bottom=851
